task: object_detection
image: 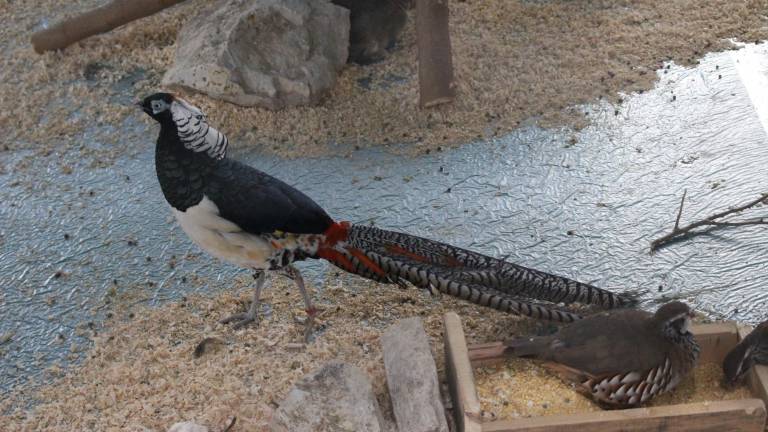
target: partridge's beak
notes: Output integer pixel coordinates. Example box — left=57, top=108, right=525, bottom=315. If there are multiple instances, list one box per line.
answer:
left=721, top=376, right=739, bottom=390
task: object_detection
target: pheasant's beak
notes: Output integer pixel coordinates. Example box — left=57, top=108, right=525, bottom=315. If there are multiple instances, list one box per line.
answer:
left=135, top=101, right=150, bottom=114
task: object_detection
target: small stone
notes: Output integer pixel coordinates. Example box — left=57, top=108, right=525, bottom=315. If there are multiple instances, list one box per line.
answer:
left=167, top=422, right=208, bottom=432
left=284, top=342, right=306, bottom=352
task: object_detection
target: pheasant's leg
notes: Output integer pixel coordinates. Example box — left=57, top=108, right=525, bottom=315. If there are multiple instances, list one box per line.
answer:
left=220, top=271, right=266, bottom=329
left=280, top=265, right=317, bottom=343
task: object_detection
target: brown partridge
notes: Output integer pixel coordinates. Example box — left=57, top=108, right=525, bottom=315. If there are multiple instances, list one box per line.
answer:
left=498, top=301, right=700, bottom=407
left=723, top=321, right=768, bottom=387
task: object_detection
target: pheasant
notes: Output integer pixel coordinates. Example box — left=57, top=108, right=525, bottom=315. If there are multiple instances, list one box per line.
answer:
left=473, top=301, right=700, bottom=407
left=137, top=92, right=634, bottom=340
left=723, top=321, right=768, bottom=387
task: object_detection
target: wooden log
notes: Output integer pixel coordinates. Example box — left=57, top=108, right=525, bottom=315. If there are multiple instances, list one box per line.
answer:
left=31, top=0, right=187, bottom=54
left=416, top=0, right=455, bottom=108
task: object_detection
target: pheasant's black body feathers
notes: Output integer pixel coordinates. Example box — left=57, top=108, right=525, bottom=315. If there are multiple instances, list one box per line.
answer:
left=206, top=158, right=333, bottom=235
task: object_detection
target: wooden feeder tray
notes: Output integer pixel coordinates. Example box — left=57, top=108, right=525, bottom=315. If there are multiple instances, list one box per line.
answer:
left=443, top=312, right=768, bottom=432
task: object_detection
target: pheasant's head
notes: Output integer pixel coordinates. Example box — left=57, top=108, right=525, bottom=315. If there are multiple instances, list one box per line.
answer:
left=138, top=92, right=175, bottom=122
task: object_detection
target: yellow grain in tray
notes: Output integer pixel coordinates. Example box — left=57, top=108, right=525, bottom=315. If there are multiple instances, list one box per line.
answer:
left=475, top=360, right=753, bottom=420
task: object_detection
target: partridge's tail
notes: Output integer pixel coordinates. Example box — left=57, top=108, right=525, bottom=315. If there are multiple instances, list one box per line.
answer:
left=317, top=224, right=633, bottom=322
left=501, top=336, right=555, bottom=359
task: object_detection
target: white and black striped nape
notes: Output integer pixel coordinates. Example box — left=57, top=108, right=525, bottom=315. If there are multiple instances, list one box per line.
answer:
left=170, top=98, right=228, bottom=160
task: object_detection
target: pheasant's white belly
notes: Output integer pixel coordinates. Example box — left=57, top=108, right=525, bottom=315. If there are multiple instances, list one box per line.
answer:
left=172, top=196, right=273, bottom=269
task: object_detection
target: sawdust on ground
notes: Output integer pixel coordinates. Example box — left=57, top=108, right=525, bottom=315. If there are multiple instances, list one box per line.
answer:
left=475, top=361, right=753, bottom=420
left=0, top=270, right=548, bottom=431
left=2, top=0, right=768, bottom=169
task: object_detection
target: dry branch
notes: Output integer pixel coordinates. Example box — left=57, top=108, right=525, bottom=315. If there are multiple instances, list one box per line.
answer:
left=416, top=0, right=456, bottom=108
left=31, top=0, right=187, bottom=54
left=650, top=190, right=768, bottom=253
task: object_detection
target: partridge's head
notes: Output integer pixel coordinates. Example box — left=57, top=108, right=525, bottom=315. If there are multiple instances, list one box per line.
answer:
left=654, top=301, right=694, bottom=336
left=137, top=92, right=175, bottom=122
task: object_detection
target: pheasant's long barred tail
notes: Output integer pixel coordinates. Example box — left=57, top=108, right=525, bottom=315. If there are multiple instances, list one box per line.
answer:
left=343, top=245, right=582, bottom=323
left=344, top=224, right=633, bottom=309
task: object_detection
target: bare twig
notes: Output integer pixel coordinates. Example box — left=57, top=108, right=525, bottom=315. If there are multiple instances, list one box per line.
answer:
left=701, top=219, right=768, bottom=227
left=650, top=192, right=768, bottom=253
left=221, top=416, right=237, bottom=432
left=674, top=189, right=687, bottom=230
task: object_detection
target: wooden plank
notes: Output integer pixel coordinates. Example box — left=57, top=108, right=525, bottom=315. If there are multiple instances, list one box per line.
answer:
left=738, top=326, right=768, bottom=409
left=481, top=399, right=766, bottom=432
left=691, top=322, right=739, bottom=363
left=467, top=341, right=506, bottom=367
left=444, top=312, right=482, bottom=432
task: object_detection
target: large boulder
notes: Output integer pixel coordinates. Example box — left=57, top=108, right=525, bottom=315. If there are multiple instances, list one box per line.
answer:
left=163, top=0, right=350, bottom=109
left=270, top=361, right=386, bottom=432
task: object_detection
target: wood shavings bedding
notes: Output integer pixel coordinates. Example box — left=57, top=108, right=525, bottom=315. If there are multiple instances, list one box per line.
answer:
left=1, top=270, right=544, bottom=431
left=2, top=0, right=767, bottom=164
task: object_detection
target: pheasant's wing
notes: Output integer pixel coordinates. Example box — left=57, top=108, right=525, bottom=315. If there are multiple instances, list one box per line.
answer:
left=205, top=159, right=334, bottom=235
left=545, top=310, right=667, bottom=376
left=542, top=359, right=675, bottom=407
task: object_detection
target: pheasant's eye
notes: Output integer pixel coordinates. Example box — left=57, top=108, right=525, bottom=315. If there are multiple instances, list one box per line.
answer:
left=151, top=100, right=167, bottom=114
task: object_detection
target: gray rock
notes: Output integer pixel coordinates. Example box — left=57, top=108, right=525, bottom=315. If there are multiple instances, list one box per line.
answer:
left=382, top=318, right=449, bottom=432
left=163, top=0, right=349, bottom=109
left=270, top=361, right=386, bottom=432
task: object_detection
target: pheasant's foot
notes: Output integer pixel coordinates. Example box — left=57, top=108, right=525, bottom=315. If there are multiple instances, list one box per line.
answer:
left=220, top=311, right=259, bottom=330
left=294, top=306, right=324, bottom=343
